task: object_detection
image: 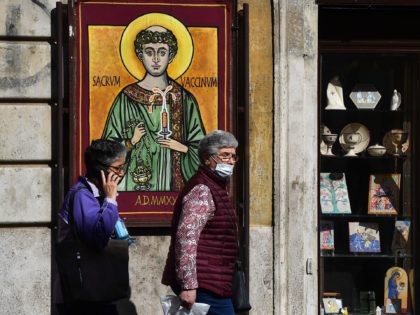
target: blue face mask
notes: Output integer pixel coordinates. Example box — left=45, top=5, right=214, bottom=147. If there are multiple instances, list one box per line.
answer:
left=215, top=163, right=234, bottom=178
left=211, top=156, right=234, bottom=178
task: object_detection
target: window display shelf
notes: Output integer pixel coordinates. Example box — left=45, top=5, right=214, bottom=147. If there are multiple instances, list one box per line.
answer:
left=322, top=108, right=405, bottom=114
left=318, top=46, right=419, bottom=314
left=320, top=155, right=406, bottom=160
left=320, top=214, right=406, bottom=219
left=321, top=253, right=413, bottom=259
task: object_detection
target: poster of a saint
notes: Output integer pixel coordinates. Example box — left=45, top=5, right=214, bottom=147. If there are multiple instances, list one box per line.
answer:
left=72, top=0, right=232, bottom=225
left=102, top=14, right=205, bottom=193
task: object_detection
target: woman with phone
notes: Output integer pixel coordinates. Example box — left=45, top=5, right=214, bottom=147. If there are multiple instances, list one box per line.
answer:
left=54, top=139, right=127, bottom=315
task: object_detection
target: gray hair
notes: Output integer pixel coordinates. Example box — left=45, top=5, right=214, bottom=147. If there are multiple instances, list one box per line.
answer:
left=198, top=130, right=238, bottom=162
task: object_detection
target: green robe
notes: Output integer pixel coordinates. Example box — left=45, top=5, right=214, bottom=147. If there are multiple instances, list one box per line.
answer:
left=102, top=81, right=205, bottom=191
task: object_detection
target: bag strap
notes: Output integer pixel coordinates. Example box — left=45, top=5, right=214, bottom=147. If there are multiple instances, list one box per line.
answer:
left=67, top=185, right=89, bottom=241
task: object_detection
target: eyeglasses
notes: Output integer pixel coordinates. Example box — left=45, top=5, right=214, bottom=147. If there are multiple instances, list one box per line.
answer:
left=107, top=164, right=126, bottom=173
left=213, top=153, right=239, bottom=162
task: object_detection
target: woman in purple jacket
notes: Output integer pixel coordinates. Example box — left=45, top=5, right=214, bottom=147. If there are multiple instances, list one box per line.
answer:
left=55, top=139, right=127, bottom=315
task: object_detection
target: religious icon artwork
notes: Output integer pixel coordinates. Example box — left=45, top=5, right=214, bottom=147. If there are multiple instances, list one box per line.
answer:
left=391, top=220, right=411, bottom=252
left=72, top=0, right=233, bottom=225
left=320, top=173, right=351, bottom=214
left=384, top=267, right=408, bottom=314
left=102, top=16, right=206, bottom=193
left=320, top=221, right=334, bottom=251
left=349, top=222, right=380, bottom=253
left=368, top=174, right=401, bottom=215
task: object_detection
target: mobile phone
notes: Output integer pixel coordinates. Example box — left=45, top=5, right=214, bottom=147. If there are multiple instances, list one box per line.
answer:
left=101, top=168, right=110, bottom=183
left=93, top=165, right=109, bottom=183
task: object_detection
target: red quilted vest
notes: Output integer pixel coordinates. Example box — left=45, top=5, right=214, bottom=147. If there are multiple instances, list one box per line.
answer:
left=162, top=165, right=238, bottom=297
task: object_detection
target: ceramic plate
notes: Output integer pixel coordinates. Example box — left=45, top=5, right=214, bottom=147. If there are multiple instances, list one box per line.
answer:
left=339, top=123, right=370, bottom=154
left=382, top=129, right=409, bottom=155
left=320, top=124, right=331, bottom=155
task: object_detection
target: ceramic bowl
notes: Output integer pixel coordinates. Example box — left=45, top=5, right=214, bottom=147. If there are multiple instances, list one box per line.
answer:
left=321, top=133, right=338, bottom=145
left=342, top=132, right=362, bottom=145
left=339, top=123, right=370, bottom=154
left=367, top=144, right=387, bottom=157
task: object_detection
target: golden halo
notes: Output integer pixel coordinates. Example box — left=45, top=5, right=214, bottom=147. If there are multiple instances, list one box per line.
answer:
left=120, top=13, right=193, bottom=80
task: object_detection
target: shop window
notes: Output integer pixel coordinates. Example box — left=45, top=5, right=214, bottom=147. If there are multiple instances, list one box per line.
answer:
left=318, top=6, right=420, bottom=314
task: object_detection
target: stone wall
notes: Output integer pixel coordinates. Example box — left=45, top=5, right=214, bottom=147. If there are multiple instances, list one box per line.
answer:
left=237, top=1, right=274, bottom=314
left=122, top=236, right=172, bottom=314
left=273, top=0, right=318, bottom=314
left=0, top=228, right=51, bottom=315
left=0, top=1, right=57, bottom=314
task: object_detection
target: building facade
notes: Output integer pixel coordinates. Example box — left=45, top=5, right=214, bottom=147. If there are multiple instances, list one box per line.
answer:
left=3, top=0, right=312, bottom=314
left=5, top=1, right=415, bottom=314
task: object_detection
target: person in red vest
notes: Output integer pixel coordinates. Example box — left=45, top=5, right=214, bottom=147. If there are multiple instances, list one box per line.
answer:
left=162, top=130, right=239, bottom=315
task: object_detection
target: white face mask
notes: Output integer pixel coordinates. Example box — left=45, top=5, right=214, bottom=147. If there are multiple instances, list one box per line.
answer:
left=211, top=156, right=234, bottom=178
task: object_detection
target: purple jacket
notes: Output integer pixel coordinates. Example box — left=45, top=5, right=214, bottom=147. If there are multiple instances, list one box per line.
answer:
left=57, top=176, right=119, bottom=250
left=54, top=176, right=119, bottom=304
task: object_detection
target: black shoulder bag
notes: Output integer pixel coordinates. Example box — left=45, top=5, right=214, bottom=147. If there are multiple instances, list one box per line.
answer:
left=230, top=226, right=252, bottom=313
left=55, top=186, right=130, bottom=303
left=232, top=259, right=252, bottom=313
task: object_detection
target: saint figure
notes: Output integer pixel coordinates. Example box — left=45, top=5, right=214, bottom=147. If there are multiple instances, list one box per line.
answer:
left=102, top=22, right=205, bottom=192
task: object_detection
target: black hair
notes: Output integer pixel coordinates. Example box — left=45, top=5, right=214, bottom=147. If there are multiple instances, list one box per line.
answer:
left=84, top=139, right=127, bottom=180
left=134, top=29, right=178, bottom=59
